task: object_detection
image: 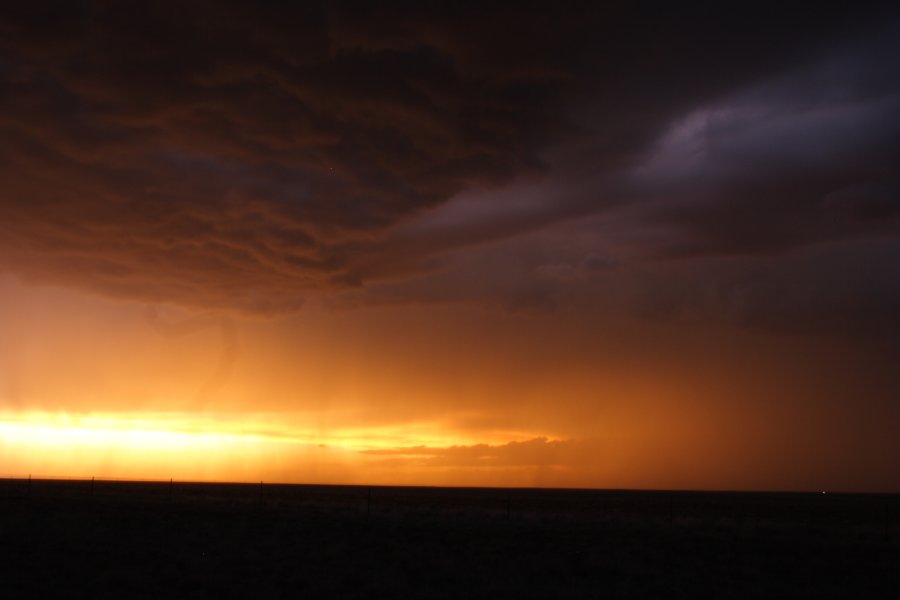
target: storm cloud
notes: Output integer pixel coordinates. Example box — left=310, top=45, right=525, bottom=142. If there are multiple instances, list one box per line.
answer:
left=1, top=0, right=898, bottom=332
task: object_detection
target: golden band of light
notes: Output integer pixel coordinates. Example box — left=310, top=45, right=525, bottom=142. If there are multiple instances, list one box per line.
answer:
left=0, top=411, right=558, bottom=483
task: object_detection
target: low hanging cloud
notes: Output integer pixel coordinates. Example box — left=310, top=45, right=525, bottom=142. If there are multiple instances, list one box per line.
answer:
left=0, top=1, right=897, bottom=323
left=0, top=2, right=583, bottom=313
left=627, top=32, right=900, bottom=259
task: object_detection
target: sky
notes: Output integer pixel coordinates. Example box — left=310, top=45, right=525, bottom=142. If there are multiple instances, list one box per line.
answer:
left=0, top=1, right=898, bottom=491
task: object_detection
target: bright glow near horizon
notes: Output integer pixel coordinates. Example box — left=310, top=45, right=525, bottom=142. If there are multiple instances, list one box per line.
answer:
left=0, top=410, right=563, bottom=485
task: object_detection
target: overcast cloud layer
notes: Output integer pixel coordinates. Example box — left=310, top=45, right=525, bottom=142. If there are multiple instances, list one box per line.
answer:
left=1, top=1, right=898, bottom=335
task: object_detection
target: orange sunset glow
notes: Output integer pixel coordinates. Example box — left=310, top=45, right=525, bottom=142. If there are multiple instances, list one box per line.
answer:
left=2, top=273, right=897, bottom=492
left=1, top=2, right=898, bottom=495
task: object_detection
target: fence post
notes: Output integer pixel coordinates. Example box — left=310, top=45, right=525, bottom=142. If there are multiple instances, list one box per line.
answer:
left=367, top=487, right=372, bottom=517
left=169, top=478, right=173, bottom=502
left=506, top=493, right=511, bottom=520
left=91, top=476, right=95, bottom=497
left=259, top=481, right=263, bottom=505
left=27, top=474, right=31, bottom=495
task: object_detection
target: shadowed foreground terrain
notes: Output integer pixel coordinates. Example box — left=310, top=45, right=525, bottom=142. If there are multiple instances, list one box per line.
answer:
left=1, top=479, right=897, bottom=598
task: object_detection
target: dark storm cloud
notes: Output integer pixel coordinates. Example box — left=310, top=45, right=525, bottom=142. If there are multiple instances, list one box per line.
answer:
left=0, top=1, right=897, bottom=314
left=0, top=0, right=575, bottom=311
left=627, top=29, right=900, bottom=259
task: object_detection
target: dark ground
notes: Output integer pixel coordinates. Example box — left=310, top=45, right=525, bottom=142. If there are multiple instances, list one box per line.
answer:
left=0, top=479, right=897, bottom=598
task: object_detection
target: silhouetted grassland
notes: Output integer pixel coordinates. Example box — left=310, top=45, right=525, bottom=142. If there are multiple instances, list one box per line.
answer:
left=0, top=479, right=896, bottom=598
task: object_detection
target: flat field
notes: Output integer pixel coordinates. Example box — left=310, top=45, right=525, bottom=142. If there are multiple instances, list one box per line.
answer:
left=0, top=479, right=897, bottom=598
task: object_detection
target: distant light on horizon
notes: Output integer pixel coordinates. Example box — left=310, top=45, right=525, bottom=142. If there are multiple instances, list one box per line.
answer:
left=0, top=410, right=566, bottom=486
